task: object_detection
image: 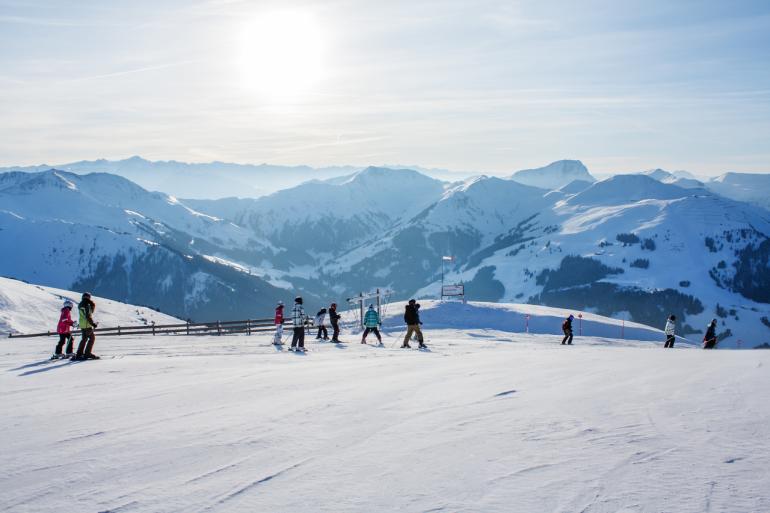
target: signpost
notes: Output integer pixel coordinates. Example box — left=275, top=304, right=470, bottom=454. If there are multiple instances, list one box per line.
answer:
left=346, top=288, right=392, bottom=329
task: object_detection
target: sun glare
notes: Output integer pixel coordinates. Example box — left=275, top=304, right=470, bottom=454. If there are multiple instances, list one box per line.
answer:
left=237, top=11, right=325, bottom=98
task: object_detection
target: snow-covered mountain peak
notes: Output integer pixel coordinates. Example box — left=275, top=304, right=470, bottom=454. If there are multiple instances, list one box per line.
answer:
left=566, top=174, right=697, bottom=206
left=510, top=160, right=595, bottom=190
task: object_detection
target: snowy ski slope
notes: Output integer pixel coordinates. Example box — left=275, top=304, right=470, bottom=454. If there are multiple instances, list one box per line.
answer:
left=1, top=327, right=768, bottom=512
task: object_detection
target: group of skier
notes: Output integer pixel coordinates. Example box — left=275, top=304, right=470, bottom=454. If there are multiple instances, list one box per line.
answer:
left=51, top=292, right=100, bottom=360
left=270, top=296, right=427, bottom=351
left=560, top=312, right=721, bottom=349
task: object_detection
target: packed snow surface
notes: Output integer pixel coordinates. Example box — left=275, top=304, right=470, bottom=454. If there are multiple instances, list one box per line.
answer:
left=2, top=325, right=768, bottom=512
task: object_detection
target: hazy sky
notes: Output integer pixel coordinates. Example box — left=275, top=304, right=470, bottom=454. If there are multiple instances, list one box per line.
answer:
left=1, top=0, right=769, bottom=175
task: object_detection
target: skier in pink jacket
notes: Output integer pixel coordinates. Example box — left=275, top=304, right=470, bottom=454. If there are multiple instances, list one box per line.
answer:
left=52, top=300, right=76, bottom=359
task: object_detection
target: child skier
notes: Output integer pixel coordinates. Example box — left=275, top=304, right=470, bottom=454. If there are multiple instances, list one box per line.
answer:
left=703, top=319, right=718, bottom=349
left=663, top=314, right=676, bottom=348
left=52, top=300, right=76, bottom=359
left=315, top=308, right=329, bottom=340
left=329, top=302, right=342, bottom=343
left=273, top=301, right=284, bottom=345
left=361, top=304, right=382, bottom=345
left=73, top=292, right=99, bottom=360
left=561, top=314, right=574, bottom=345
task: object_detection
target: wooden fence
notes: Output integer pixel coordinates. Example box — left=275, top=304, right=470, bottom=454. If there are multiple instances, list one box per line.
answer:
left=6, top=318, right=312, bottom=339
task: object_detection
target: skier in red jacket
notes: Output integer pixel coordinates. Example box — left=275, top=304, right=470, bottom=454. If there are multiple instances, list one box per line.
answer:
left=273, top=301, right=285, bottom=345
left=52, top=300, right=76, bottom=359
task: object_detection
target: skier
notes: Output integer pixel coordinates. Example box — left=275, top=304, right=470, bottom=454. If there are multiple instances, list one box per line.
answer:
left=703, top=319, right=718, bottom=349
left=51, top=300, right=76, bottom=359
left=315, top=307, right=329, bottom=340
left=561, top=314, right=574, bottom=345
left=361, top=304, right=382, bottom=345
left=663, top=314, right=676, bottom=348
left=273, top=301, right=284, bottom=345
left=329, top=302, right=342, bottom=343
left=290, top=296, right=307, bottom=351
left=73, top=292, right=99, bottom=360
left=402, top=299, right=426, bottom=349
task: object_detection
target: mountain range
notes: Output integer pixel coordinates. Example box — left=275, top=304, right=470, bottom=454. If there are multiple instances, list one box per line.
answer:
left=1, top=159, right=769, bottom=347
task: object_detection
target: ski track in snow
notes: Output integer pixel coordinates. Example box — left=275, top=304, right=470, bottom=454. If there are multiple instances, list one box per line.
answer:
left=1, top=329, right=769, bottom=513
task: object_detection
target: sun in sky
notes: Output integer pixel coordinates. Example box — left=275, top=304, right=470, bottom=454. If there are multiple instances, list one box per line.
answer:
left=236, top=10, right=326, bottom=98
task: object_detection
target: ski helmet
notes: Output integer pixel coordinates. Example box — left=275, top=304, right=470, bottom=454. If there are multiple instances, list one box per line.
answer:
left=670, top=314, right=676, bottom=321
left=82, top=292, right=92, bottom=299
left=330, top=302, right=337, bottom=308
left=568, top=314, right=574, bottom=320
left=63, top=300, right=74, bottom=309
left=295, top=296, right=303, bottom=304
left=368, top=304, right=374, bottom=309
left=408, top=298, right=416, bottom=305
left=277, top=300, right=284, bottom=306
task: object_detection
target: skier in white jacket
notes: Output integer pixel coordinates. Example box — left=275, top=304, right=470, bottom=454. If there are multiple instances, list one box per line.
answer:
left=663, top=314, right=676, bottom=348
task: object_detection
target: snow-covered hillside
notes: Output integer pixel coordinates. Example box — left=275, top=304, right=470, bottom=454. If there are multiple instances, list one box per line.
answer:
left=706, top=172, right=770, bottom=211
left=2, top=328, right=768, bottom=512
left=0, top=277, right=181, bottom=335
left=0, top=171, right=287, bottom=320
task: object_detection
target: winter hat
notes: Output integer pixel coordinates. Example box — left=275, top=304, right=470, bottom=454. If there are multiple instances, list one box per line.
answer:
left=82, top=292, right=92, bottom=299
left=568, top=314, right=574, bottom=320
left=330, top=303, right=337, bottom=308
left=368, top=304, right=375, bottom=310
left=63, top=300, right=74, bottom=309
left=408, top=299, right=416, bottom=305
left=670, top=315, right=676, bottom=321
left=295, top=296, right=303, bottom=304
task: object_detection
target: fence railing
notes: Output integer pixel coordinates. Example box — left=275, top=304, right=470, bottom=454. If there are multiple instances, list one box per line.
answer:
left=6, top=318, right=313, bottom=339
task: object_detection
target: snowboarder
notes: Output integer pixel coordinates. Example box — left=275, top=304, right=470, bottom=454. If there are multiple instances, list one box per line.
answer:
left=273, top=301, right=284, bottom=345
left=703, top=319, right=718, bottom=349
left=402, top=299, right=426, bottom=349
left=52, top=300, right=76, bottom=359
left=290, top=296, right=306, bottom=351
left=663, top=314, right=676, bottom=348
left=73, top=292, right=99, bottom=360
left=361, top=304, right=382, bottom=345
left=329, top=302, right=342, bottom=343
left=561, top=314, right=574, bottom=345
left=315, top=308, right=329, bottom=340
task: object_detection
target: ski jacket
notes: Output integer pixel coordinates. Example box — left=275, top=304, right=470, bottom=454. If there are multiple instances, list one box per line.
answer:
left=78, top=299, right=96, bottom=329
left=315, top=310, right=326, bottom=326
left=292, top=303, right=306, bottom=326
left=57, top=307, right=75, bottom=334
left=329, top=307, right=340, bottom=326
left=404, top=305, right=419, bottom=325
left=562, top=318, right=573, bottom=331
left=364, top=309, right=380, bottom=328
left=664, top=319, right=675, bottom=336
left=704, top=323, right=717, bottom=341
left=275, top=307, right=284, bottom=325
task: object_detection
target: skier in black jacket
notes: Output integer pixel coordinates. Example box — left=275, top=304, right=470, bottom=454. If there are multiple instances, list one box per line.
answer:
left=328, top=303, right=342, bottom=343
left=703, top=319, right=718, bottom=349
left=402, top=299, right=426, bottom=348
left=561, top=315, right=574, bottom=345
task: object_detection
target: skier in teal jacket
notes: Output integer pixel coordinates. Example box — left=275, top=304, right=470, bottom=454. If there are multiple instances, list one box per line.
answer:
left=361, top=305, right=382, bottom=345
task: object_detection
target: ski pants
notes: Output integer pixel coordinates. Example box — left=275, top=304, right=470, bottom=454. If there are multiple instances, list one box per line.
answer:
left=55, top=333, right=74, bottom=355
left=403, top=324, right=423, bottom=346
left=316, top=325, right=328, bottom=339
left=703, top=338, right=716, bottom=349
left=76, top=328, right=96, bottom=356
left=331, top=322, right=340, bottom=341
left=362, top=327, right=381, bottom=343
left=664, top=335, right=675, bottom=348
left=561, top=329, right=573, bottom=345
left=291, top=327, right=305, bottom=349
left=273, top=323, right=284, bottom=344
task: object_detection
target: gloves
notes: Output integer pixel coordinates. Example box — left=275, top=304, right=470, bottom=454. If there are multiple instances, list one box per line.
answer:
left=92, top=322, right=99, bottom=328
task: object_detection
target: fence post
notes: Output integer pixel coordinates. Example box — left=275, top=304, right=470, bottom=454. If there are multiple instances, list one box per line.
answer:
left=217, top=321, right=221, bottom=336
left=247, top=319, right=251, bottom=336
left=186, top=321, right=190, bottom=336
left=525, top=314, right=530, bottom=334
left=152, top=322, right=156, bottom=336
left=621, top=319, right=624, bottom=339
left=118, top=326, right=121, bottom=336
